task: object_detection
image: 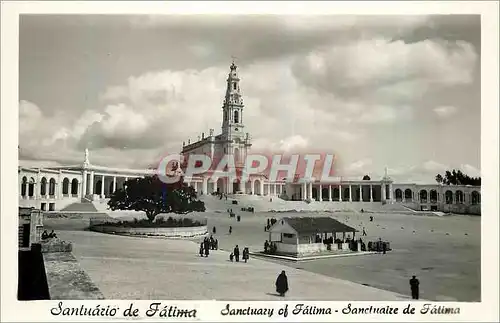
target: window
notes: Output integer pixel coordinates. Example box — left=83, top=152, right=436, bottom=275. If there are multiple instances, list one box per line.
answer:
left=283, top=233, right=294, bottom=238
left=233, top=83, right=237, bottom=90
left=234, top=110, right=239, bottom=123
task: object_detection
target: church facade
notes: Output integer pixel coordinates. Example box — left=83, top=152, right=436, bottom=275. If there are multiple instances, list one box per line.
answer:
left=18, top=62, right=481, bottom=214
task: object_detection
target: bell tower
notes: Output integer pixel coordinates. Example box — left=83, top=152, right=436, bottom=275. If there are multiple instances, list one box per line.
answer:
left=221, top=61, right=245, bottom=141
left=220, top=61, right=251, bottom=168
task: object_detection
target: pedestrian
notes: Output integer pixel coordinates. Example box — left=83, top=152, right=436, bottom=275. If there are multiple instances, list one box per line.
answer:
left=410, top=275, right=420, bottom=299
left=233, top=245, right=240, bottom=262
left=215, top=239, right=218, bottom=250
left=362, top=227, right=367, bottom=236
left=264, top=240, right=269, bottom=253
left=243, top=247, right=249, bottom=263
left=199, top=243, right=204, bottom=257
left=275, top=271, right=289, bottom=297
left=382, top=242, right=387, bottom=254
left=229, top=226, right=232, bottom=235
left=229, top=253, right=234, bottom=262
left=203, top=238, right=210, bottom=257
left=213, top=226, right=216, bottom=234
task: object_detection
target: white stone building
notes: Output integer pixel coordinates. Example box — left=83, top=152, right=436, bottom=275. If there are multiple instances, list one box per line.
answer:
left=18, top=62, right=481, bottom=214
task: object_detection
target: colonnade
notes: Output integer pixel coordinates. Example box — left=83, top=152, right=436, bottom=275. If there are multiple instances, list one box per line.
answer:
left=82, top=171, right=141, bottom=199
left=299, top=182, right=393, bottom=202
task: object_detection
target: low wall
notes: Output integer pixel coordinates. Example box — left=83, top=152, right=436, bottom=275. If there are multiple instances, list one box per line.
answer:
left=90, top=225, right=208, bottom=238
left=276, top=242, right=356, bottom=256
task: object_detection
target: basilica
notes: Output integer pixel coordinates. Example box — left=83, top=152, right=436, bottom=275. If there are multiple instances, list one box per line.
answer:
left=18, top=62, right=481, bottom=215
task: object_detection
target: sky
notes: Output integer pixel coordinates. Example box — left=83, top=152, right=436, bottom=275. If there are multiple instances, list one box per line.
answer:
left=18, top=14, right=481, bottom=183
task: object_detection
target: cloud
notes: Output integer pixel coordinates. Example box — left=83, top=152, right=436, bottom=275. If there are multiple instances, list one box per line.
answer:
left=433, top=105, right=458, bottom=118
left=291, top=38, right=478, bottom=99
left=18, top=15, right=480, bottom=176
left=460, top=164, right=481, bottom=177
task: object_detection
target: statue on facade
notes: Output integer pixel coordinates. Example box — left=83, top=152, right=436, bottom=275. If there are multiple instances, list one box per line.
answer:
left=84, top=148, right=90, bottom=166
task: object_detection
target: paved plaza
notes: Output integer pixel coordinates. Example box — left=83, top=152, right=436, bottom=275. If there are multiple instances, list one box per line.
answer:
left=57, top=230, right=407, bottom=300
left=46, top=195, right=480, bottom=301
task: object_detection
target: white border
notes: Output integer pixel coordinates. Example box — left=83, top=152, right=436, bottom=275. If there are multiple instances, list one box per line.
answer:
left=1, top=1, right=499, bottom=322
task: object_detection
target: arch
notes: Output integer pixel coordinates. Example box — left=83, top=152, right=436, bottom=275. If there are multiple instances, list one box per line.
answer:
left=395, top=189, right=403, bottom=202
left=49, top=178, right=56, bottom=196
left=95, top=180, right=102, bottom=195
left=216, top=178, right=225, bottom=194
left=253, top=179, right=262, bottom=195
left=71, top=178, right=79, bottom=195
left=430, top=190, right=438, bottom=203
left=445, top=190, right=453, bottom=204
left=343, top=187, right=350, bottom=201
left=28, top=177, right=35, bottom=197
left=62, top=178, right=70, bottom=195
left=321, top=187, right=329, bottom=201
left=471, top=191, right=480, bottom=205
left=419, top=190, right=428, bottom=203
left=455, top=190, right=464, bottom=204
left=40, top=177, right=47, bottom=196
left=234, top=110, right=239, bottom=123
left=404, top=189, right=412, bottom=202
left=21, top=176, right=27, bottom=197
left=312, top=187, right=318, bottom=200
left=333, top=187, right=340, bottom=201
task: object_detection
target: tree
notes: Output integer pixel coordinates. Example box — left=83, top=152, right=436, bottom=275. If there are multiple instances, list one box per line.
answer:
left=107, top=175, right=205, bottom=222
left=436, top=170, right=481, bottom=186
left=362, top=175, right=371, bottom=180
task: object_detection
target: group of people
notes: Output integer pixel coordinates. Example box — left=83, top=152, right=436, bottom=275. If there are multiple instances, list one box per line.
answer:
left=263, top=240, right=278, bottom=254
left=368, top=238, right=389, bottom=254
left=199, top=235, right=218, bottom=257
left=264, top=218, right=278, bottom=231
left=229, top=245, right=250, bottom=263
left=41, top=230, right=57, bottom=240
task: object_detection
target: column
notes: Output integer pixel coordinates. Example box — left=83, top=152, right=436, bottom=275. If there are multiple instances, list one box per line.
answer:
left=308, top=182, right=313, bottom=201
left=319, top=184, right=323, bottom=201
left=260, top=181, right=264, bottom=196
left=302, top=182, right=307, bottom=200
left=359, top=185, right=362, bottom=202
left=349, top=185, right=352, bottom=202
left=370, top=185, right=373, bottom=202
left=339, top=185, right=342, bottom=202
left=251, top=180, right=255, bottom=195
left=328, top=185, right=332, bottom=201
left=266, top=183, right=270, bottom=196
left=112, top=176, right=117, bottom=194
left=82, top=170, right=87, bottom=197
left=389, top=183, right=393, bottom=203
left=274, top=183, right=277, bottom=196
left=382, top=184, right=386, bottom=201
left=213, top=179, right=218, bottom=193
left=202, top=178, right=208, bottom=195
left=100, top=175, right=105, bottom=198
left=89, top=171, right=94, bottom=195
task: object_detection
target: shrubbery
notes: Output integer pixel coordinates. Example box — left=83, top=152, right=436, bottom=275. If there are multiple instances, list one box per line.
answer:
left=92, top=216, right=205, bottom=228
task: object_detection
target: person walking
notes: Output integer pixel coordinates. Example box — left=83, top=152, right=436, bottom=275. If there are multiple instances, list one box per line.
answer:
left=212, top=226, right=216, bottom=234
left=233, top=245, right=240, bottom=262
left=199, top=243, right=204, bottom=257
left=229, top=226, right=232, bottom=235
left=243, top=247, right=249, bottom=263
left=264, top=240, right=269, bottom=253
left=410, top=275, right=420, bottom=299
left=362, top=227, right=367, bottom=236
left=275, top=271, right=289, bottom=297
left=203, top=238, right=210, bottom=257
